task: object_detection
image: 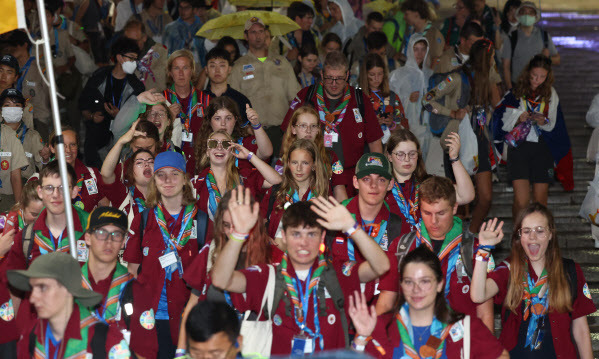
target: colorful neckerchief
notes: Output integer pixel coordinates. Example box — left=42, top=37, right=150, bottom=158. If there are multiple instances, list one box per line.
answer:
left=17, top=209, right=25, bottom=231
left=73, top=173, right=85, bottom=210
left=315, top=82, right=351, bottom=133
left=392, top=179, right=420, bottom=227
left=80, top=263, right=133, bottom=326
left=16, top=122, right=28, bottom=144
left=33, top=302, right=94, bottom=359
left=345, top=199, right=389, bottom=261
left=280, top=252, right=326, bottom=351
left=128, top=186, right=146, bottom=213
left=522, top=265, right=549, bottom=349
left=34, top=208, right=86, bottom=255
left=395, top=303, right=450, bottom=359
left=206, top=169, right=222, bottom=221
left=285, top=188, right=314, bottom=204
left=166, top=84, right=199, bottom=133
left=154, top=203, right=197, bottom=280
left=416, top=217, right=463, bottom=297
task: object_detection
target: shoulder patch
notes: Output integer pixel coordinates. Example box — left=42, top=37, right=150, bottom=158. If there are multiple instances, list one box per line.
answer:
left=583, top=283, right=592, bottom=299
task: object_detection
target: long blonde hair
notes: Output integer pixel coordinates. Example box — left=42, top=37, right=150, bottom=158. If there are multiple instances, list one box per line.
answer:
left=505, top=203, right=572, bottom=314
left=198, top=130, right=240, bottom=192
left=280, top=106, right=331, bottom=180
left=274, top=139, right=329, bottom=209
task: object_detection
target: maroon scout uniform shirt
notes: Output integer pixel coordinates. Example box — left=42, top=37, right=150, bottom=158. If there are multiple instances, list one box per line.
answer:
left=101, top=180, right=145, bottom=219
left=384, top=176, right=422, bottom=236
left=0, top=258, right=18, bottom=345
left=123, top=203, right=202, bottom=344
left=488, top=258, right=596, bottom=357
left=365, top=312, right=505, bottom=358
left=230, top=260, right=361, bottom=356
left=73, top=159, right=105, bottom=213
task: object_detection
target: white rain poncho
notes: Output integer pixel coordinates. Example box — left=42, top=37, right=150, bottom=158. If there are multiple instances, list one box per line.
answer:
left=328, top=0, right=364, bottom=45
left=389, top=34, right=433, bottom=157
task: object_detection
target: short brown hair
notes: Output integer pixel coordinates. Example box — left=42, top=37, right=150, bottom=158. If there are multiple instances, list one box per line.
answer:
left=282, top=201, right=324, bottom=232
left=39, top=160, right=76, bottom=188
left=419, top=176, right=456, bottom=207
left=401, top=0, right=432, bottom=21
left=323, top=51, right=349, bottom=72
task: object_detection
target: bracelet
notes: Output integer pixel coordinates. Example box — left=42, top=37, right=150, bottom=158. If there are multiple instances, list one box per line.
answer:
left=174, top=349, right=187, bottom=358
left=344, top=222, right=360, bottom=237
left=478, top=244, right=495, bottom=251
left=247, top=152, right=254, bottom=161
left=251, top=123, right=262, bottom=130
left=351, top=341, right=366, bottom=352
left=449, top=156, right=459, bottom=163
left=229, top=231, right=249, bottom=243
left=351, top=336, right=386, bottom=355
left=475, top=249, right=491, bottom=262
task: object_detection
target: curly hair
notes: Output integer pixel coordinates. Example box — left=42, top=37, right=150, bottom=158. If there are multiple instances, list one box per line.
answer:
left=139, top=102, right=174, bottom=146
left=513, top=55, right=554, bottom=102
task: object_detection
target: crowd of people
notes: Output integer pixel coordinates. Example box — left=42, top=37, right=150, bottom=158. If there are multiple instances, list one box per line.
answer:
left=0, top=0, right=595, bottom=357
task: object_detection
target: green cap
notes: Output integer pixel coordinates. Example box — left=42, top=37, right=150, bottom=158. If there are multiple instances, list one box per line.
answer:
left=355, top=153, right=393, bottom=180
left=7, top=252, right=102, bottom=307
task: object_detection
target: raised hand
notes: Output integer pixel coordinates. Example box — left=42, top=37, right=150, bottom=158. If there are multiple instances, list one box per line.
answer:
left=245, top=104, right=259, bottom=126
left=117, top=119, right=145, bottom=145
left=0, top=229, right=15, bottom=257
left=478, top=218, right=504, bottom=246
left=169, top=103, right=182, bottom=119
left=228, top=143, right=250, bottom=160
left=310, top=196, right=355, bottom=232
left=137, top=89, right=167, bottom=105
left=445, top=132, right=461, bottom=159
left=348, top=290, right=377, bottom=337
left=227, top=186, right=260, bottom=234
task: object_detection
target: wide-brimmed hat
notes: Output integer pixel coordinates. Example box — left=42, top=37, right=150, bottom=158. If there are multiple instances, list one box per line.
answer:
left=517, top=1, right=541, bottom=22
left=7, top=252, right=102, bottom=307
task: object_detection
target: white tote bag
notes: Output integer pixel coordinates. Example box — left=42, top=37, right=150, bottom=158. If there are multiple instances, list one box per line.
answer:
left=458, top=114, right=479, bottom=176
left=240, top=264, right=275, bottom=358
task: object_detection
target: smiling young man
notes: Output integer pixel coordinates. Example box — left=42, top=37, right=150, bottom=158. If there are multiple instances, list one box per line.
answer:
left=376, top=176, right=495, bottom=330
left=211, top=187, right=389, bottom=356
left=282, top=51, right=383, bottom=197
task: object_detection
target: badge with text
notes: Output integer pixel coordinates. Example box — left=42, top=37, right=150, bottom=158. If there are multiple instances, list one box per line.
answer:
left=353, top=108, right=362, bottom=123
left=84, top=178, right=98, bottom=195
left=159, top=251, right=178, bottom=269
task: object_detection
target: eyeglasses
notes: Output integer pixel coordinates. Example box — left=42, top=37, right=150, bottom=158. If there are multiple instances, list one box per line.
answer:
left=453, top=3, right=465, bottom=10
left=41, top=185, right=64, bottom=195
left=122, top=54, right=138, bottom=61
left=518, top=226, right=550, bottom=239
left=400, top=278, right=434, bottom=291
left=92, top=228, right=126, bottom=243
left=134, top=158, right=155, bottom=167
left=391, top=151, right=418, bottom=161
left=149, top=111, right=167, bottom=119
left=295, top=123, right=320, bottom=132
left=207, top=138, right=232, bottom=150
left=323, top=76, right=347, bottom=84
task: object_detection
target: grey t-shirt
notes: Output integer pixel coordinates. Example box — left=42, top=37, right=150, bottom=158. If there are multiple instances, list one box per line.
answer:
left=501, top=26, right=557, bottom=82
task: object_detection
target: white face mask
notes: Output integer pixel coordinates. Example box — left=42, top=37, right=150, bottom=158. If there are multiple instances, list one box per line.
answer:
left=509, top=20, right=519, bottom=27
left=2, top=107, right=23, bottom=123
left=122, top=60, right=137, bottom=74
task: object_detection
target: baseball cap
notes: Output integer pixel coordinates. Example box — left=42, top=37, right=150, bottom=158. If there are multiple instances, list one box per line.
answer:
left=7, top=252, right=103, bottom=307
left=87, top=206, right=128, bottom=232
left=0, top=88, right=25, bottom=106
left=0, top=54, right=19, bottom=73
left=154, top=151, right=186, bottom=173
left=355, top=153, right=392, bottom=180
left=244, top=16, right=266, bottom=31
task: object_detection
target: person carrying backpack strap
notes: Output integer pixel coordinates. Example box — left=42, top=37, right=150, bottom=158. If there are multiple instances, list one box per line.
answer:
left=211, top=187, right=390, bottom=356
left=470, top=203, right=596, bottom=358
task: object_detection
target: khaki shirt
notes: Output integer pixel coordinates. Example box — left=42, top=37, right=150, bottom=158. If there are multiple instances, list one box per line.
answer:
left=0, top=124, right=29, bottom=195
left=229, top=52, right=300, bottom=127
left=422, top=72, right=466, bottom=116
left=425, top=26, right=445, bottom=64
left=48, top=28, right=74, bottom=67
left=434, top=47, right=501, bottom=84
left=137, top=43, right=168, bottom=91
left=16, top=124, right=44, bottom=179
left=139, top=11, right=173, bottom=44
left=21, top=54, right=52, bottom=122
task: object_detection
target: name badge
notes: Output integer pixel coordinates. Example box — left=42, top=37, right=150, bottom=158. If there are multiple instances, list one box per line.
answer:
left=182, top=131, right=193, bottom=142
left=84, top=178, right=98, bottom=195
left=77, top=239, right=88, bottom=262
left=0, top=152, right=12, bottom=157
left=324, top=133, right=333, bottom=148
left=159, top=251, right=178, bottom=269
left=291, top=335, right=313, bottom=355
left=191, top=220, right=197, bottom=239
left=353, top=108, right=362, bottom=123
left=243, top=74, right=255, bottom=80
left=25, top=152, right=33, bottom=158
left=26, top=81, right=36, bottom=87
left=449, top=320, right=464, bottom=342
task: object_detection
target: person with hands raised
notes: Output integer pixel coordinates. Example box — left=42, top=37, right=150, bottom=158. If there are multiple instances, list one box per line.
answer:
left=348, top=246, right=508, bottom=358
left=470, top=203, right=595, bottom=358
left=192, top=131, right=281, bottom=221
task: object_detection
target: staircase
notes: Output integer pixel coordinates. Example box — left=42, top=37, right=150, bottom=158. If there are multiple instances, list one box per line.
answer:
left=486, top=11, right=599, bottom=356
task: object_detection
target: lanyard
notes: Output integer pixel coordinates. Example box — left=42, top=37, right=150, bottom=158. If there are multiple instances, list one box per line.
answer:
left=130, top=0, right=138, bottom=14
left=52, top=28, right=59, bottom=58
left=44, top=324, right=61, bottom=359
left=17, top=122, right=28, bottom=144
left=293, top=268, right=324, bottom=351
left=109, top=75, right=126, bottom=108
left=41, top=231, right=63, bottom=255
left=17, top=57, right=34, bottom=92
left=301, top=72, right=315, bottom=88
left=347, top=218, right=387, bottom=261
left=146, top=15, right=163, bottom=36
left=372, top=90, right=386, bottom=113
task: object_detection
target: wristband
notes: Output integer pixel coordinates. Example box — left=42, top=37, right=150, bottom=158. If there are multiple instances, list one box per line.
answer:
left=478, top=244, right=495, bottom=251
left=475, top=249, right=491, bottom=262
left=449, top=156, right=460, bottom=163
left=175, top=349, right=187, bottom=358
left=352, top=336, right=386, bottom=355
left=229, top=231, right=249, bottom=243
left=251, top=123, right=262, bottom=130
left=247, top=151, right=254, bottom=161
left=351, top=341, right=366, bottom=352
left=344, top=222, right=360, bottom=237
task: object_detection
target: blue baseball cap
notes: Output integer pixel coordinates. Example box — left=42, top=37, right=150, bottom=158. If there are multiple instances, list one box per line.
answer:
left=154, top=151, right=186, bottom=173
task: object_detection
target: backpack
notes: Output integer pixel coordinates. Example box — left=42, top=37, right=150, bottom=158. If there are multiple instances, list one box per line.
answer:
left=265, top=184, right=281, bottom=231
left=264, top=262, right=351, bottom=349
left=394, top=228, right=476, bottom=280
left=427, top=70, right=471, bottom=136
left=509, top=28, right=549, bottom=74
left=137, top=207, right=209, bottom=274
left=303, top=84, right=366, bottom=123
left=29, top=322, right=112, bottom=358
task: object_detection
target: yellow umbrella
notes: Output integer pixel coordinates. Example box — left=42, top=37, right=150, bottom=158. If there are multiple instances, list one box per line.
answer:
left=363, top=0, right=397, bottom=16
left=196, top=10, right=300, bottom=40
left=230, top=0, right=313, bottom=8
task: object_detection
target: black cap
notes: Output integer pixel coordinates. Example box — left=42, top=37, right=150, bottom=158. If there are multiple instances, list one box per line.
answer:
left=87, top=206, right=128, bottom=232
left=0, top=88, right=25, bottom=106
left=0, top=54, right=19, bottom=73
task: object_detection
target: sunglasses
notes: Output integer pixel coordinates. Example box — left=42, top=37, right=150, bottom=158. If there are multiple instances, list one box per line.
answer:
left=207, top=138, right=232, bottom=149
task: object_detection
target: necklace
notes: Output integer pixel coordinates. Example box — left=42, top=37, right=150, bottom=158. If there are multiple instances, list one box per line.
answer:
left=413, top=324, right=432, bottom=341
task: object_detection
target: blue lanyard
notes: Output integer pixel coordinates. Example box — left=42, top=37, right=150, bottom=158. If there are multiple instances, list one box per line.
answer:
left=146, top=16, right=163, bottom=35
left=224, top=291, right=244, bottom=320
left=372, top=90, right=386, bottom=113
left=347, top=219, right=388, bottom=261
left=109, top=75, right=126, bottom=108
left=40, top=231, right=63, bottom=255
left=17, top=122, right=28, bottom=144
left=293, top=268, right=324, bottom=351
left=53, top=28, right=59, bottom=57
left=17, top=57, right=34, bottom=92
left=301, top=72, right=315, bottom=88
left=44, top=324, right=61, bottom=359
left=155, top=207, right=193, bottom=279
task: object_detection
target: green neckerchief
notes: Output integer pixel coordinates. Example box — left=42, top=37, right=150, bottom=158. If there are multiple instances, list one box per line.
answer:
left=33, top=206, right=88, bottom=255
